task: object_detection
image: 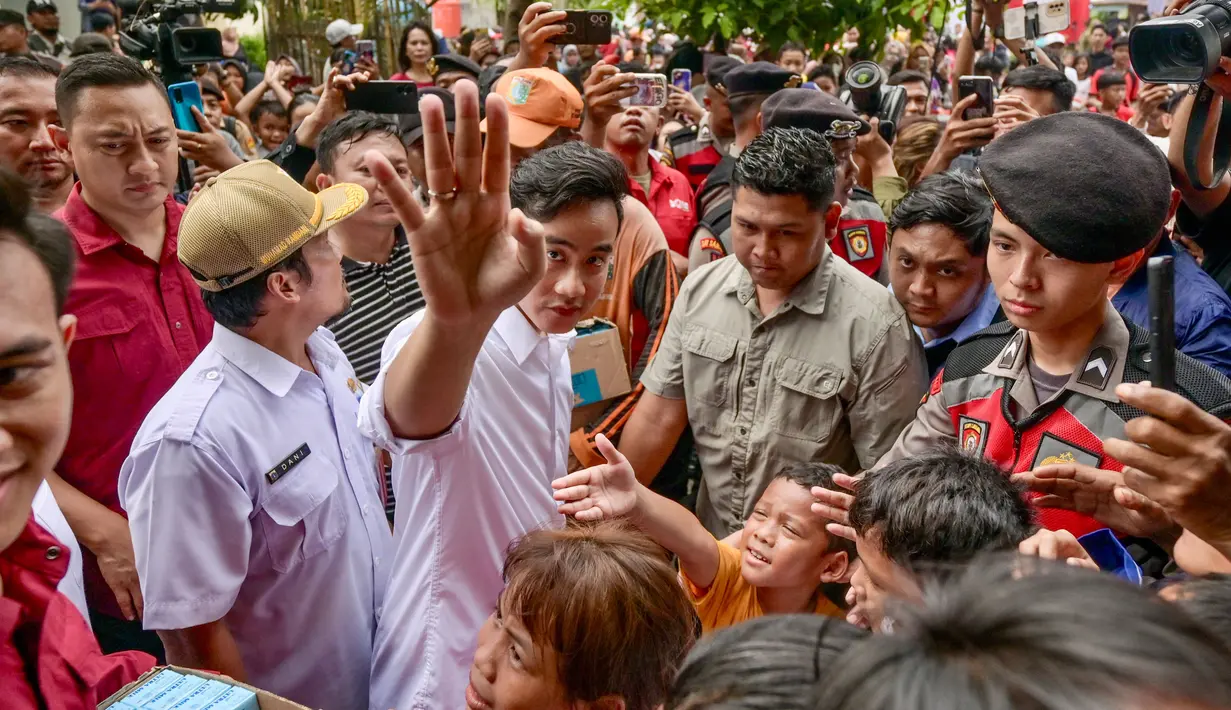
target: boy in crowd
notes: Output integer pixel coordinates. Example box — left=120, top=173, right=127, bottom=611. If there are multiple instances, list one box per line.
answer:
left=1093, top=71, right=1134, bottom=121
left=554, top=435, right=852, bottom=632
left=887, top=172, right=999, bottom=375
left=877, top=113, right=1231, bottom=539
left=250, top=100, right=289, bottom=157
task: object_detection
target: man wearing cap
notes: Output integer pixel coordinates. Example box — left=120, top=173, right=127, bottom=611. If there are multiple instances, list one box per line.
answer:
left=688, top=61, right=803, bottom=271
left=25, top=0, right=67, bottom=61
left=427, top=52, right=481, bottom=93
left=0, top=57, right=73, bottom=212
left=620, top=127, right=927, bottom=537
left=119, top=160, right=393, bottom=710
left=0, top=9, right=58, bottom=69
left=877, top=112, right=1231, bottom=540
left=481, top=66, right=583, bottom=166
left=324, top=18, right=363, bottom=82
left=667, top=55, right=740, bottom=190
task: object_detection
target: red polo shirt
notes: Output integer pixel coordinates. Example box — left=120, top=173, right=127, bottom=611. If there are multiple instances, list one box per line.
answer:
left=54, top=185, right=213, bottom=619
left=627, top=159, right=697, bottom=257
left=1, top=516, right=154, bottom=709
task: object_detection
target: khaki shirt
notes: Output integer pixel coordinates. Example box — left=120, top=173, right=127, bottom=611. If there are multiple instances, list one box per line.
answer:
left=641, top=248, right=928, bottom=535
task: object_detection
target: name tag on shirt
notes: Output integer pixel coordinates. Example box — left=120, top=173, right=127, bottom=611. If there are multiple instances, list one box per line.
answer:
left=266, top=443, right=311, bottom=484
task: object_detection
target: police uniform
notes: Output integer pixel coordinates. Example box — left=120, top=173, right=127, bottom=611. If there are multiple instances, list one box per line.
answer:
left=688, top=63, right=803, bottom=271
left=668, top=56, right=741, bottom=189
left=118, top=162, right=394, bottom=710
left=877, top=113, right=1231, bottom=538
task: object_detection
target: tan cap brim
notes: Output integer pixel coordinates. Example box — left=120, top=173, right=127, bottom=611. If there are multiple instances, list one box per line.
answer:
left=313, top=181, right=369, bottom=235
left=481, top=114, right=559, bottom=149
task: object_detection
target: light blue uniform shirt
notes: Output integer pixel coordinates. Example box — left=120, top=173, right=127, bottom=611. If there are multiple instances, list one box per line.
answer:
left=120, top=323, right=393, bottom=710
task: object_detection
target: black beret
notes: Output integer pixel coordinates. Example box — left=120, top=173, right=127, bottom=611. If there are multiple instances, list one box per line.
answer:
left=724, top=61, right=802, bottom=97
left=400, top=87, right=456, bottom=142
left=705, top=56, right=742, bottom=90
left=762, top=88, right=870, bottom=138
left=428, top=53, right=481, bottom=80
left=979, top=112, right=1170, bottom=263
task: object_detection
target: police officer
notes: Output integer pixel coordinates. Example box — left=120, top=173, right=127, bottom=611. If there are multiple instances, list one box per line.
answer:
left=879, top=112, right=1231, bottom=539
left=667, top=55, right=740, bottom=190
left=427, top=53, right=482, bottom=92
left=118, top=162, right=394, bottom=710
left=761, top=88, right=892, bottom=283
left=688, top=62, right=803, bottom=271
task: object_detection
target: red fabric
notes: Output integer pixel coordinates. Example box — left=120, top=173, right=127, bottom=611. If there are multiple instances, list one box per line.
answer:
left=949, top=389, right=1115, bottom=538
left=387, top=73, right=434, bottom=87
left=627, top=160, right=696, bottom=256
left=1091, top=67, right=1140, bottom=104
left=1088, top=104, right=1136, bottom=122
left=0, top=516, right=154, bottom=710
left=673, top=143, right=723, bottom=191
left=830, top=219, right=887, bottom=279
left=53, top=185, right=213, bottom=619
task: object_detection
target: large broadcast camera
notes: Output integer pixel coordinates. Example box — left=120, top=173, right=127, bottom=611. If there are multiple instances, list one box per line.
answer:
left=840, top=61, right=907, bottom=143
left=1130, top=0, right=1231, bottom=191
left=117, top=0, right=246, bottom=85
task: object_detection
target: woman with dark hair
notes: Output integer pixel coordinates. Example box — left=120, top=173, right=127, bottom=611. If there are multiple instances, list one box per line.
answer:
left=466, top=520, right=699, bottom=710
left=390, top=21, right=436, bottom=85
left=666, top=615, right=867, bottom=710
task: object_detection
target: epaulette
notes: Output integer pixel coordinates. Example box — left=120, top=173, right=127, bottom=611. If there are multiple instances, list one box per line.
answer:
left=941, top=320, right=1018, bottom=383
left=668, top=124, right=699, bottom=147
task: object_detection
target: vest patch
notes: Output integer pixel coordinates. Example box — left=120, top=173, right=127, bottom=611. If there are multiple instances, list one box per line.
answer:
left=1031, top=433, right=1102, bottom=470
left=959, top=416, right=989, bottom=456
left=843, top=225, right=873, bottom=262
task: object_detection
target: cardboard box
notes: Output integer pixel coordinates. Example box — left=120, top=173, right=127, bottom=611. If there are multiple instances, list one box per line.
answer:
left=570, top=318, right=631, bottom=409
left=99, top=666, right=312, bottom=710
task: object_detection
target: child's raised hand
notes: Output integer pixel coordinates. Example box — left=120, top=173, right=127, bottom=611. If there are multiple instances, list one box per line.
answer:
left=811, top=472, right=860, bottom=542
left=551, top=434, right=638, bottom=521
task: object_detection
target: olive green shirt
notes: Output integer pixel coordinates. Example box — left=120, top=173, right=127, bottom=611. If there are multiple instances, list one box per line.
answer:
left=640, top=248, right=929, bottom=535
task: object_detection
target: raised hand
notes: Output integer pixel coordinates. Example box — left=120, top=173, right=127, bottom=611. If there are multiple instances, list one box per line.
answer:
left=551, top=434, right=638, bottom=521
left=1010, top=462, right=1176, bottom=538
left=365, top=80, right=546, bottom=327
left=512, top=2, right=567, bottom=71
left=810, top=472, right=860, bottom=542
left=177, top=106, right=243, bottom=172
left=1018, top=528, right=1099, bottom=571
left=295, top=67, right=370, bottom=149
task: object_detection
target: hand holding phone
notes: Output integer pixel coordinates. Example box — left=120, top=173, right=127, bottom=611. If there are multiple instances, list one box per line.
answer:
left=620, top=73, right=667, bottom=108
left=958, top=75, right=995, bottom=120
left=555, top=10, right=613, bottom=45
left=167, top=81, right=204, bottom=132
left=345, top=81, right=421, bottom=114
left=671, top=68, right=691, bottom=93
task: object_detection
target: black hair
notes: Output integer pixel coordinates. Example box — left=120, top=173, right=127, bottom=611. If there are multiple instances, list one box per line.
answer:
left=1112, top=34, right=1130, bottom=49
left=200, top=247, right=313, bottom=329
left=732, top=127, right=836, bottom=211
left=887, top=69, right=929, bottom=87
left=779, top=41, right=805, bottom=58
left=68, top=32, right=115, bottom=59
left=250, top=99, right=288, bottom=126
left=1096, top=70, right=1126, bottom=91
left=317, top=111, right=403, bottom=174
left=728, top=92, right=771, bottom=131
left=667, top=614, right=867, bottom=710
left=0, top=54, right=57, bottom=81
left=288, top=92, right=320, bottom=116
left=1003, top=65, right=1075, bottom=114
left=397, top=21, right=435, bottom=72
left=973, top=53, right=1007, bottom=76
left=889, top=172, right=993, bottom=257
left=814, top=557, right=1231, bottom=710
left=808, top=63, right=839, bottom=84
left=0, top=169, right=75, bottom=315
left=511, top=141, right=627, bottom=228
left=1090, top=22, right=1107, bottom=33
left=849, top=450, right=1034, bottom=571
left=90, top=12, right=115, bottom=30
left=0, top=9, right=24, bottom=28
left=55, top=52, right=165, bottom=126
left=1170, top=574, right=1231, bottom=650
left=774, top=462, right=856, bottom=559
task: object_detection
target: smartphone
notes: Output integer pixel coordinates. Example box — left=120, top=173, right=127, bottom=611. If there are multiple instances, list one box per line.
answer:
left=340, top=49, right=357, bottom=75
left=356, top=39, right=376, bottom=65
left=345, top=81, right=421, bottom=114
left=167, top=81, right=203, bottom=132
left=1005, top=0, right=1071, bottom=40
left=555, top=10, right=613, bottom=45
left=671, top=68, right=691, bottom=93
left=1035, top=0, right=1072, bottom=35
left=958, top=75, right=995, bottom=120
left=1148, top=255, right=1176, bottom=392
left=620, top=73, right=668, bottom=108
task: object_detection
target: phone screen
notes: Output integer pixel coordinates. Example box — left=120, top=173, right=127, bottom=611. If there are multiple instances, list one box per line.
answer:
left=671, top=69, right=691, bottom=92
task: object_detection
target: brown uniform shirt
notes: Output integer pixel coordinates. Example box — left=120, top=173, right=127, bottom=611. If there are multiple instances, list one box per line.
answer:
left=640, top=248, right=928, bottom=535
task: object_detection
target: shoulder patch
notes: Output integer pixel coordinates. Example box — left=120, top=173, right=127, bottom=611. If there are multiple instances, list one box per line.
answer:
left=164, top=368, right=227, bottom=444
left=958, top=416, right=989, bottom=456
left=1031, top=433, right=1102, bottom=470
left=943, top=322, right=1019, bottom=383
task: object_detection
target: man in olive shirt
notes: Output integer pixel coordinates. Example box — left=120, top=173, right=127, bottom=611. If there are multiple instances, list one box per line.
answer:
left=621, top=127, right=928, bottom=535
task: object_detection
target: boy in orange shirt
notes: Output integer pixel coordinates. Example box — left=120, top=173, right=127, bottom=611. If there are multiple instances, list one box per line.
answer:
left=553, top=434, right=852, bottom=632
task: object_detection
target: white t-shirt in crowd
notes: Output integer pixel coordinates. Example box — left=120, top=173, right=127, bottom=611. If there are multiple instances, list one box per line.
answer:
left=31, top=481, right=89, bottom=626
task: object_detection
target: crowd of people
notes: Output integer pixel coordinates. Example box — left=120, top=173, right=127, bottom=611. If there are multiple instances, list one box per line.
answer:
left=6, top=0, right=1231, bottom=708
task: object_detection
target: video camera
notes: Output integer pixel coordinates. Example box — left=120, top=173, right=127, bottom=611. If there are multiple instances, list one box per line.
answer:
left=117, top=0, right=246, bottom=85
left=1129, top=0, right=1231, bottom=84
left=840, top=61, right=907, bottom=143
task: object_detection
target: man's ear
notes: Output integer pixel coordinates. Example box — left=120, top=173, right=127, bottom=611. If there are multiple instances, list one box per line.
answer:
left=755, top=109, right=763, bottom=133
left=59, top=314, right=78, bottom=353
left=823, top=201, right=842, bottom=240
left=49, top=124, right=69, bottom=154
left=315, top=172, right=335, bottom=192
left=819, top=549, right=850, bottom=584
left=1109, top=250, right=1144, bottom=286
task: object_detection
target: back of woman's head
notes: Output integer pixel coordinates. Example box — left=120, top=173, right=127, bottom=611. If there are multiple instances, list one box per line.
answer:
left=892, top=118, right=942, bottom=187
left=667, top=615, right=867, bottom=710
left=503, top=520, right=699, bottom=710
left=814, top=556, right=1231, bottom=710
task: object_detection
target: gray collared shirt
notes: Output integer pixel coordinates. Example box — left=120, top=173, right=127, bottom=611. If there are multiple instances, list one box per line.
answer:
left=120, top=323, right=393, bottom=710
left=641, top=248, right=928, bottom=535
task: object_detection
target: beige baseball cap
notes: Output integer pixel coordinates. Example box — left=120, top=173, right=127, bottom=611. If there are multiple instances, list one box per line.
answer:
left=179, top=160, right=368, bottom=292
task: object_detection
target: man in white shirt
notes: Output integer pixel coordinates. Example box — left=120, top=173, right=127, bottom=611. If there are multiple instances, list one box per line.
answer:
left=361, top=83, right=628, bottom=710
left=119, top=161, right=393, bottom=710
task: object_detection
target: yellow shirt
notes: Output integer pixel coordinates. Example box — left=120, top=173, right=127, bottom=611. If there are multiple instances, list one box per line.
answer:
left=681, top=540, right=845, bottom=634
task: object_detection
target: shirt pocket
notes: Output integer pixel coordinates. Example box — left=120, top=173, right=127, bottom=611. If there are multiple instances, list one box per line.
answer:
left=72, top=302, right=156, bottom=383
left=772, top=357, right=842, bottom=443
left=683, top=325, right=739, bottom=408
left=258, top=458, right=347, bottom=574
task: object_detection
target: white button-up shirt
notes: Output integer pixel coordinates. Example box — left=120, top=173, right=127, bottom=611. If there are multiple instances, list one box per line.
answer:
left=363, top=307, right=573, bottom=710
left=120, top=323, right=393, bottom=710
left=31, top=481, right=89, bottom=626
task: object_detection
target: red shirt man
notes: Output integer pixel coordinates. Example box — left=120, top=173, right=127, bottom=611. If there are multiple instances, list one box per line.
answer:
left=604, top=105, right=697, bottom=264
left=47, top=53, right=212, bottom=651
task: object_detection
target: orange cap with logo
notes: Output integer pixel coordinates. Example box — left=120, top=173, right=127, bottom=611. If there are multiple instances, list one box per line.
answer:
left=481, top=68, right=583, bottom=148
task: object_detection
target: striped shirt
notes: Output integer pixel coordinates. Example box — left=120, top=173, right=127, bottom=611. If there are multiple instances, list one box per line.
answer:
left=327, top=228, right=424, bottom=384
